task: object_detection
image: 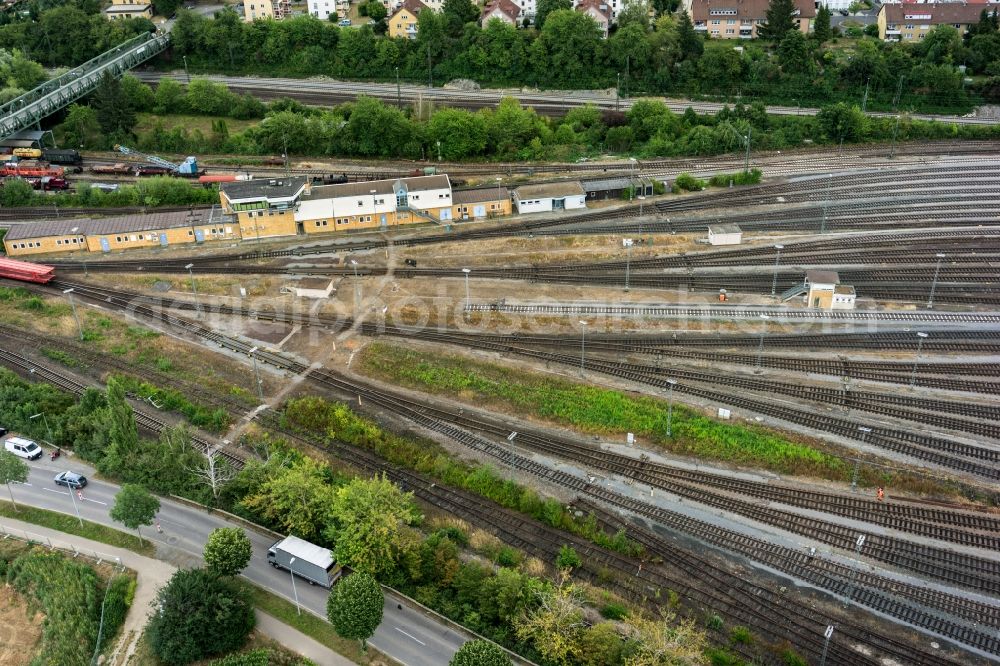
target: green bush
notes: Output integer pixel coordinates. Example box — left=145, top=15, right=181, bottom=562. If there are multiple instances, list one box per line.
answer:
left=113, top=374, right=230, bottom=432
left=6, top=549, right=102, bottom=665
left=209, top=649, right=271, bottom=666
left=673, top=173, right=706, bottom=192
left=100, top=575, right=136, bottom=648
left=556, top=545, right=581, bottom=570
left=730, top=625, right=753, bottom=644
left=600, top=602, right=628, bottom=620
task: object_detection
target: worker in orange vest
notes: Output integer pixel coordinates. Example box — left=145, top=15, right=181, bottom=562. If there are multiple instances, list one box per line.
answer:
left=877, top=487, right=885, bottom=502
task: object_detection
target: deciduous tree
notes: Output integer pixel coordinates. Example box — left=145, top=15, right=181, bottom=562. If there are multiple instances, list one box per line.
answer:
left=621, top=611, right=708, bottom=665
left=450, top=639, right=511, bottom=666
left=148, top=568, right=255, bottom=665
left=0, top=450, right=28, bottom=511
left=240, top=456, right=337, bottom=541
left=535, top=0, right=571, bottom=30
left=514, top=579, right=587, bottom=664
left=110, top=483, right=160, bottom=545
left=323, top=473, right=418, bottom=578
left=204, top=527, right=253, bottom=577
left=326, top=572, right=384, bottom=648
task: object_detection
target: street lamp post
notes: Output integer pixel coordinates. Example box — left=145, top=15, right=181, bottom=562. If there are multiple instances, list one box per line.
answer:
left=638, top=194, right=645, bottom=216
left=67, top=478, right=84, bottom=528
left=755, top=314, right=770, bottom=373
left=185, top=263, right=202, bottom=315
left=350, top=259, right=360, bottom=312
left=287, top=557, right=301, bottom=615
left=29, top=412, right=53, bottom=445
left=927, top=253, right=946, bottom=309
left=248, top=347, right=264, bottom=403
left=579, top=321, right=587, bottom=374
left=63, top=288, right=83, bottom=341
left=843, top=534, right=867, bottom=608
left=182, top=55, right=190, bottom=84
left=665, top=379, right=677, bottom=437
left=851, top=426, right=872, bottom=492
left=770, top=245, right=784, bottom=299
left=462, top=268, right=471, bottom=310
left=495, top=177, right=503, bottom=216
left=910, top=332, right=928, bottom=388
left=889, top=115, right=901, bottom=159
left=743, top=126, right=752, bottom=174
left=395, top=66, right=401, bottom=109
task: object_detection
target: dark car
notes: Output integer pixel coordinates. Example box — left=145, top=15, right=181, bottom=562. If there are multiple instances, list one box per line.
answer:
left=54, top=471, right=88, bottom=489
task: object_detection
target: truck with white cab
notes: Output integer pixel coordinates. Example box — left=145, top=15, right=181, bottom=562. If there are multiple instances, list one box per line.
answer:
left=267, top=535, right=342, bottom=588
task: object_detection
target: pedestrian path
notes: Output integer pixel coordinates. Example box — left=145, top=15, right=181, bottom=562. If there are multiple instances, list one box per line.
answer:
left=0, top=517, right=353, bottom=666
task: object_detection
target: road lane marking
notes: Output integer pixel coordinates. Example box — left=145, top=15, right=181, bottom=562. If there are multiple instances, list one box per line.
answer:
left=83, top=498, right=107, bottom=506
left=42, top=487, right=68, bottom=496
left=394, top=627, right=426, bottom=646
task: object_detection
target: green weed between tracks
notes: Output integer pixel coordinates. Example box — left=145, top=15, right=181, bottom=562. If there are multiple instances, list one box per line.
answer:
left=359, top=343, right=848, bottom=481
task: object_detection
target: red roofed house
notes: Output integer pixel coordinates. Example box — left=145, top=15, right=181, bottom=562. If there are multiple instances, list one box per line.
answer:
left=877, top=2, right=990, bottom=41
left=576, top=0, right=611, bottom=37
left=388, top=0, right=428, bottom=39
left=689, top=0, right=815, bottom=39
left=481, top=0, right=521, bottom=25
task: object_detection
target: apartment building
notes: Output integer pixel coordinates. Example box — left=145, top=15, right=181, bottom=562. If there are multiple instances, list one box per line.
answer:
left=388, top=0, right=427, bottom=38
left=689, top=0, right=815, bottom=38
left=877, top=2, right=985, bottom=40
left=104, top=0, right=153, bottom=20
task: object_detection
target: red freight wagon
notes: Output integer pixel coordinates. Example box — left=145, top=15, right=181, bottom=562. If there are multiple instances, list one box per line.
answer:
left=0, top=257, right=56, bottom=284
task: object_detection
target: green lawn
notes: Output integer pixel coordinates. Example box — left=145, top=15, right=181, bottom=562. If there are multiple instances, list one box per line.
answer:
left=134, top=113, right=258, bottom=137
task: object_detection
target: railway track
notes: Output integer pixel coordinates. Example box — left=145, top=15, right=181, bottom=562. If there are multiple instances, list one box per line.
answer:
left=0, top=347, right=244, bottom=467
left=8, top=282, right=997, bottom=660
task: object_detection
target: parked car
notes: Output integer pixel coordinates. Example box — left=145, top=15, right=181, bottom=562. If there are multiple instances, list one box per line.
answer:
left=5, top=437, right=42, bottom=460
left=338, top=18, right=351, bottom=26
left=54, top=471, right=88, bottom=489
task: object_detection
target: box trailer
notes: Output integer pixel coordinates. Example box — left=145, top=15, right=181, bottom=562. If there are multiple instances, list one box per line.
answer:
left=266, top=536, right=341, bottom=588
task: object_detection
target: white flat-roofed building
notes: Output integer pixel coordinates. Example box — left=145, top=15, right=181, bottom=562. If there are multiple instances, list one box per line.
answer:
left=708, top=224, right=742, bottom=246
left=512, top=181, right=587, bottom=214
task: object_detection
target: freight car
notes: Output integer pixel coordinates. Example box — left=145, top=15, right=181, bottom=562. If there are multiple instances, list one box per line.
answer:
left=312, top=173, right=349, bottom=185
left=199, top=174, right=253, bottom=186
left=0, top=162, right=64, bottom=178
left=41, top=149, right=83, bottom=167
left=12, top=147, right=42, bottom=159
left=0, top=258, right=55, bottom=284
left=90, top=163, right=132, bottom=175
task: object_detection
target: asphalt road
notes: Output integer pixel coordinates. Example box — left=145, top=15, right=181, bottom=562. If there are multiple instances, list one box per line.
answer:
left=9, top=457, right=470, bottom=666
left=132, top=72, right=998, bottom=126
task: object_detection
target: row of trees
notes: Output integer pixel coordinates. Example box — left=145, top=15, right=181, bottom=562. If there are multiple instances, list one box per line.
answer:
left=162, top=4, right=998, bottom=112
left=94, top=76, right=1000, bottom=164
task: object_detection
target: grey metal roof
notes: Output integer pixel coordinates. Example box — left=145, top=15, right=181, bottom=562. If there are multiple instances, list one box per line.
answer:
left=4, top=210, right=215, bottom=241
left=305, top=180, right=395, bottom=201
left=581, top=176, right=651, bottom=191
left=221, top=176, right=308, bottom=201
left=104, top=4, right=150, bottom=11
left=806, top=270, right=840, bottom=285
left=514, top=181, right=585, bottom=199
left=452, top=187, right=508, bottom=204
left=709, top=224, right=741, bottom=234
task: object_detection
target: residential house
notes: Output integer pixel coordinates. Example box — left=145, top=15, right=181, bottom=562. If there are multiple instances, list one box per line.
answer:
left=576, top=0, right=611, bottom=36
left=104, top=0, right=153, bottom=20
left=481, top=0, right=521, bottom=25
left=310, top=0, right=336, bottom=20
left=877, top=2, right=986, bottom=40
left=389, top=0, right=428, bottom=39
left=689, top=0, right=815, bottom=38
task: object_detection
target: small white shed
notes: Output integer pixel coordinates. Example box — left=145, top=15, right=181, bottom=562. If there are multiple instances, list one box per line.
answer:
left=512, top=182, right=587, bottom=215
left=708, top=224, right=742, bottom=246
left=291, top=278, right=335, bottom=299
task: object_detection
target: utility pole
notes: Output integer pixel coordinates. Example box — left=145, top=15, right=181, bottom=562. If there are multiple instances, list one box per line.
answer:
left=248, top=347, right=264, bottom=403
left=743, top=126, right=752, bottom=174
left=927, top=253, right=945, bottom=309
left=579, top=321, right=587, bottom=374
left=821, top=173, right=832, bottom=233
left=861, top=76, right=871, bottom=113
left=282, top=133, right=289, bottom=177
left=624, top=240, right=631, bottom=293
left=395, top=66, right=401, bottom=108
left=892, top=73, right=904, bottom=111
left=770, top=244, right=784, bottom=298
left=182, top=55, right=191, bottom=85
left=754, top=314, right=769, bottom=373
left=63, top=288, right=83, bottom=341
left=843, top=534, right=867, bottom=608
left=427, top=44, right=432, bottom=88
left=665, top=379, right=677, bottom=437
left=851, top=427, right=872, bottom=492
left=889, top=115, right=901, bottom=159
left=616, top=73, right=620, bottom=112
left=624, top=55, right=630, bottom=99
left=184, top=263, right=199, bottom=313
left=462, top=268, right=471, bottom=310
left=29, top=412, right=53, bottom=445
left=910, top=332, right=928, bottom=388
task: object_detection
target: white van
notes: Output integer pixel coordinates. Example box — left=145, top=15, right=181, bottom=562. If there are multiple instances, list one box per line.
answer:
left=5, top=437, right=42, bottom=460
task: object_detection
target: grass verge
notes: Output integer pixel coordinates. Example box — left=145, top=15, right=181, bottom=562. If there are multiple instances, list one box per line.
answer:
left=238, top=580, right=383, bottom=665
left=358, top=342, right=963, bottom=497
left=0, top=499, right=155, bottom=556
